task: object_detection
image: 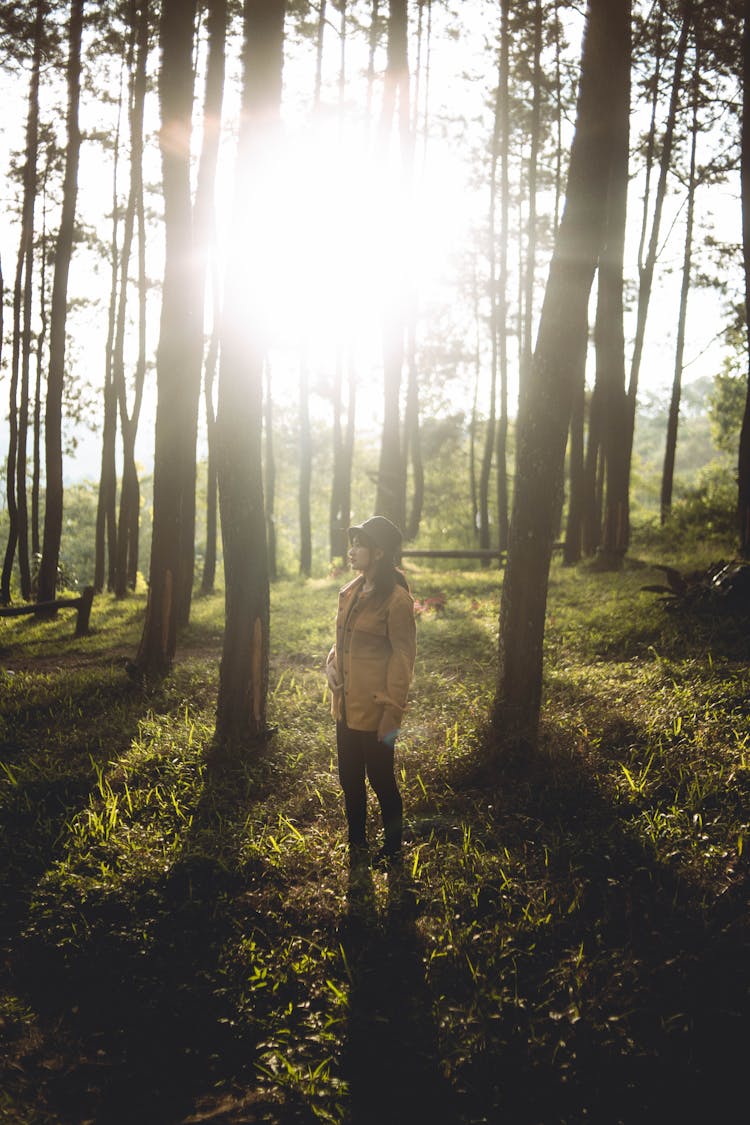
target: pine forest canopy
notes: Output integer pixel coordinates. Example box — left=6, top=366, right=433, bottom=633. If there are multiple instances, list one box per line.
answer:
left=0, top=0, right=749, bottom=745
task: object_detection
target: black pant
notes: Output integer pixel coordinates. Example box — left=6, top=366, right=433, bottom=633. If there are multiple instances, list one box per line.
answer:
left=336, top=722, right=403, bottom=851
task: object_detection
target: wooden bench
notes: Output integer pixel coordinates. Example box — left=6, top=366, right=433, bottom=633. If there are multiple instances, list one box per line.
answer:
left=401, top=548, right=506, bottom=564
left=0, top=586, right=95, bottom=637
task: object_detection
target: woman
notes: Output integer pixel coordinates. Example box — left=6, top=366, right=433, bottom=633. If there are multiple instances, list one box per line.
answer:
left=326, top=516, right=417, bottom=866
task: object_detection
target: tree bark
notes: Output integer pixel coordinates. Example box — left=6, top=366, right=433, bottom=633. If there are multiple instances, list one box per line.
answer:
left=495, top=0, right=510, bottom=553
left=215, top=0, right=284, bottom=747
left=32, top=169, right=49, bottom=562
left=738, top=0, right=750, bottom=556
left=596, top=7, right=631, bottom=566
left=299, top=352, right=312, bottom=575
left=264, top=359, right=277, bottom=581
left=177, top=0, right=227, bottom=622
left=95, top=84, right=120, bottom=596
left=375, top=0, right=409, bottom=530
left=660, top=34, right=699, bottom=525
left=38, top=0, right=84, bottom=607
left=623, top=2, right=691, bottom=550
left=114, top=0, right=149, bottom=598
left=493, top=0, right=629, bottom=749
left=478, top=44, right=503, bottom=560
left=15, top=0, right=44, bottom=602
left=135, top=0, right=197, bottom=672
left=563, top=376, right=585, bottom=565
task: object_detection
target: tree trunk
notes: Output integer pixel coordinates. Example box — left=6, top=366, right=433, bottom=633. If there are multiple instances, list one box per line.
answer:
left=596, top=6, right=631, bottom=566
left=16, top=0, right=43, bottom=602
left=215, top=0, right=284, bottom=747
left=135, top=0, right=197, bottom=672
left=96, top=23, right=127, bottom=596
left=469, top=266, right=481, bottom=541
left=264, top=359, right=277, bottom=581
left=737, top=0, right=750, bottom=557
left=114, top=0, right=149, bottom=598
left=299, top=352, right=312, bottom=576
left=38, top=0, right=84, bottom=607
left=202, top=308, right=220, bottom=592
left=1, top=223, right=22, bottom=605
left=32, top=174, right=49, bottom=562
left=495, top=0, right=510, bottom=553
left=493, top=0, right=629, bottom=750
left=2, top=2, right=43, bottom=604
left=479, top=40, right=503, bottom=562
left=521, top=0, right=542, bottom=369
left=622, top=2, right=691, bottom=548
left=375, top=0, right=409, bottom=529
left=176, top=0, right=227, bottom=622
left=563, top=376, right=585, bottom=565
left=661, top=34, right=699, bottom=525
left=404, top=312, right=424, bottom=541
left=330, top=350, right=347, bottom=561
left=314, top=0, right=326, bottom=108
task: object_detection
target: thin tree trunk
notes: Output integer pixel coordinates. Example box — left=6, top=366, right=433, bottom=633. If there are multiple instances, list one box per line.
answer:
left=553, top=1, right=563, bottom=236
left=375, top=0, right=409, bottom=530
left=264, top=359, right=277, bottom=581
left=493, top=0, right=629, bottom=749
left=135, top=0, right=197, bottom=672
left=96, top=24, right=127, bottom=595
left=114, top=0, right=147, bottom=598
left=581, top=372, right=603, bottom=555
left=32, top=176, right=48, bottom=561
left=740, top=0, right=750, bottom=557
left=479, top=59, right=505, bottom=559
left=16, top=0, right=43, bottom=602
left=366, top=0, right=381, bottom=136
left=661, top=35, right=699, bottom=525
left=215, top=0, right=284, bottom=747
left=38, top=0, right=84, bottom=607
left=299, top=352, right=312, bottom=575
left=495, top=0, right=510, bottom=552
left=173, top=0, right=226, bottom=625
left=314, top=0, right=326, bottom=108
left=522, top=0, right=542, bottom=368
left=563, top=375, right=585, bottom=564
left=404, top=311, right=424, bottom=540
left=1, top=215, right=23, bottom=604
left=202, top=314, right=220, bottom=592
left=597, top=6, right=631, bottom=566
left=623, top=2, right=691, bottom=546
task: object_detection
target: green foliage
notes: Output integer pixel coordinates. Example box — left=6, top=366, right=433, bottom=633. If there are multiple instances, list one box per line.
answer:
left=709, top=366, right=747, bottom=458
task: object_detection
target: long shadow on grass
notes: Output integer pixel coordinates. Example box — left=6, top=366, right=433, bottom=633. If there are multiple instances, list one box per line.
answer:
left=77, top=745, right=286, bottom=1125
left=418, top=736, right=749, bottom=1125
left=337, top=861, right=460, bottom=1125
left=9, top=733, right=287, bottom=1125
left=0, top=672, right=163, bottom=950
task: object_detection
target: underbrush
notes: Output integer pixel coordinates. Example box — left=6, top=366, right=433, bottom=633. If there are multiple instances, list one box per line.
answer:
left=1, top=550, right=749, bottom=1123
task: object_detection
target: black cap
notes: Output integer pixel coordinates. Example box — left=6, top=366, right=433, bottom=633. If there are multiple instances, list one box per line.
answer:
left=348, top=516, right=402, bottom=557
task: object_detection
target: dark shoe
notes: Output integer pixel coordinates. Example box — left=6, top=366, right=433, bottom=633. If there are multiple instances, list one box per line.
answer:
left=372, top=845, right=402, bottom=870
left=348, top=842, right=369, bottom=868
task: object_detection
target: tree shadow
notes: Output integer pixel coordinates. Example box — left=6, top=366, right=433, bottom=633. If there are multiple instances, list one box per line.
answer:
left=9, top=730, right=284, bottom=1125
left=421, top=727, right=749, bottom=1125
left=337, top=859, right=461, bottom=1125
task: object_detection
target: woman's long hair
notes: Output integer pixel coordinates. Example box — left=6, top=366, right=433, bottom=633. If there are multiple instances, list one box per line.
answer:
left=360, top=534, right=410, bottom=601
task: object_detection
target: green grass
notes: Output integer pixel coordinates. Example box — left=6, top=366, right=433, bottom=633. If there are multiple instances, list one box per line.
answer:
left=1, top=541, right=749, bottom=1123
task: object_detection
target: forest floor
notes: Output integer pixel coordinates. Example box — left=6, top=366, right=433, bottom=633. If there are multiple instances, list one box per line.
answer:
left=1, top=539, right=750, bottom=1124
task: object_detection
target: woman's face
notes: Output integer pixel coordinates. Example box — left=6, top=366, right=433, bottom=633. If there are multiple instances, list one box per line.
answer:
left=348, top=536, right=383, bottom=574
left=348, top=536, right=372, bottom=572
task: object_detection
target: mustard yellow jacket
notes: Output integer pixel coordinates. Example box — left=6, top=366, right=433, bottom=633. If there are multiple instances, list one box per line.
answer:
left=326, top=575, right=417, bottom=734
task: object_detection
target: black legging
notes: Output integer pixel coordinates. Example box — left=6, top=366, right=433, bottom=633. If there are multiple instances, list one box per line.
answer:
left=336, top=721, right=403, bottom=851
